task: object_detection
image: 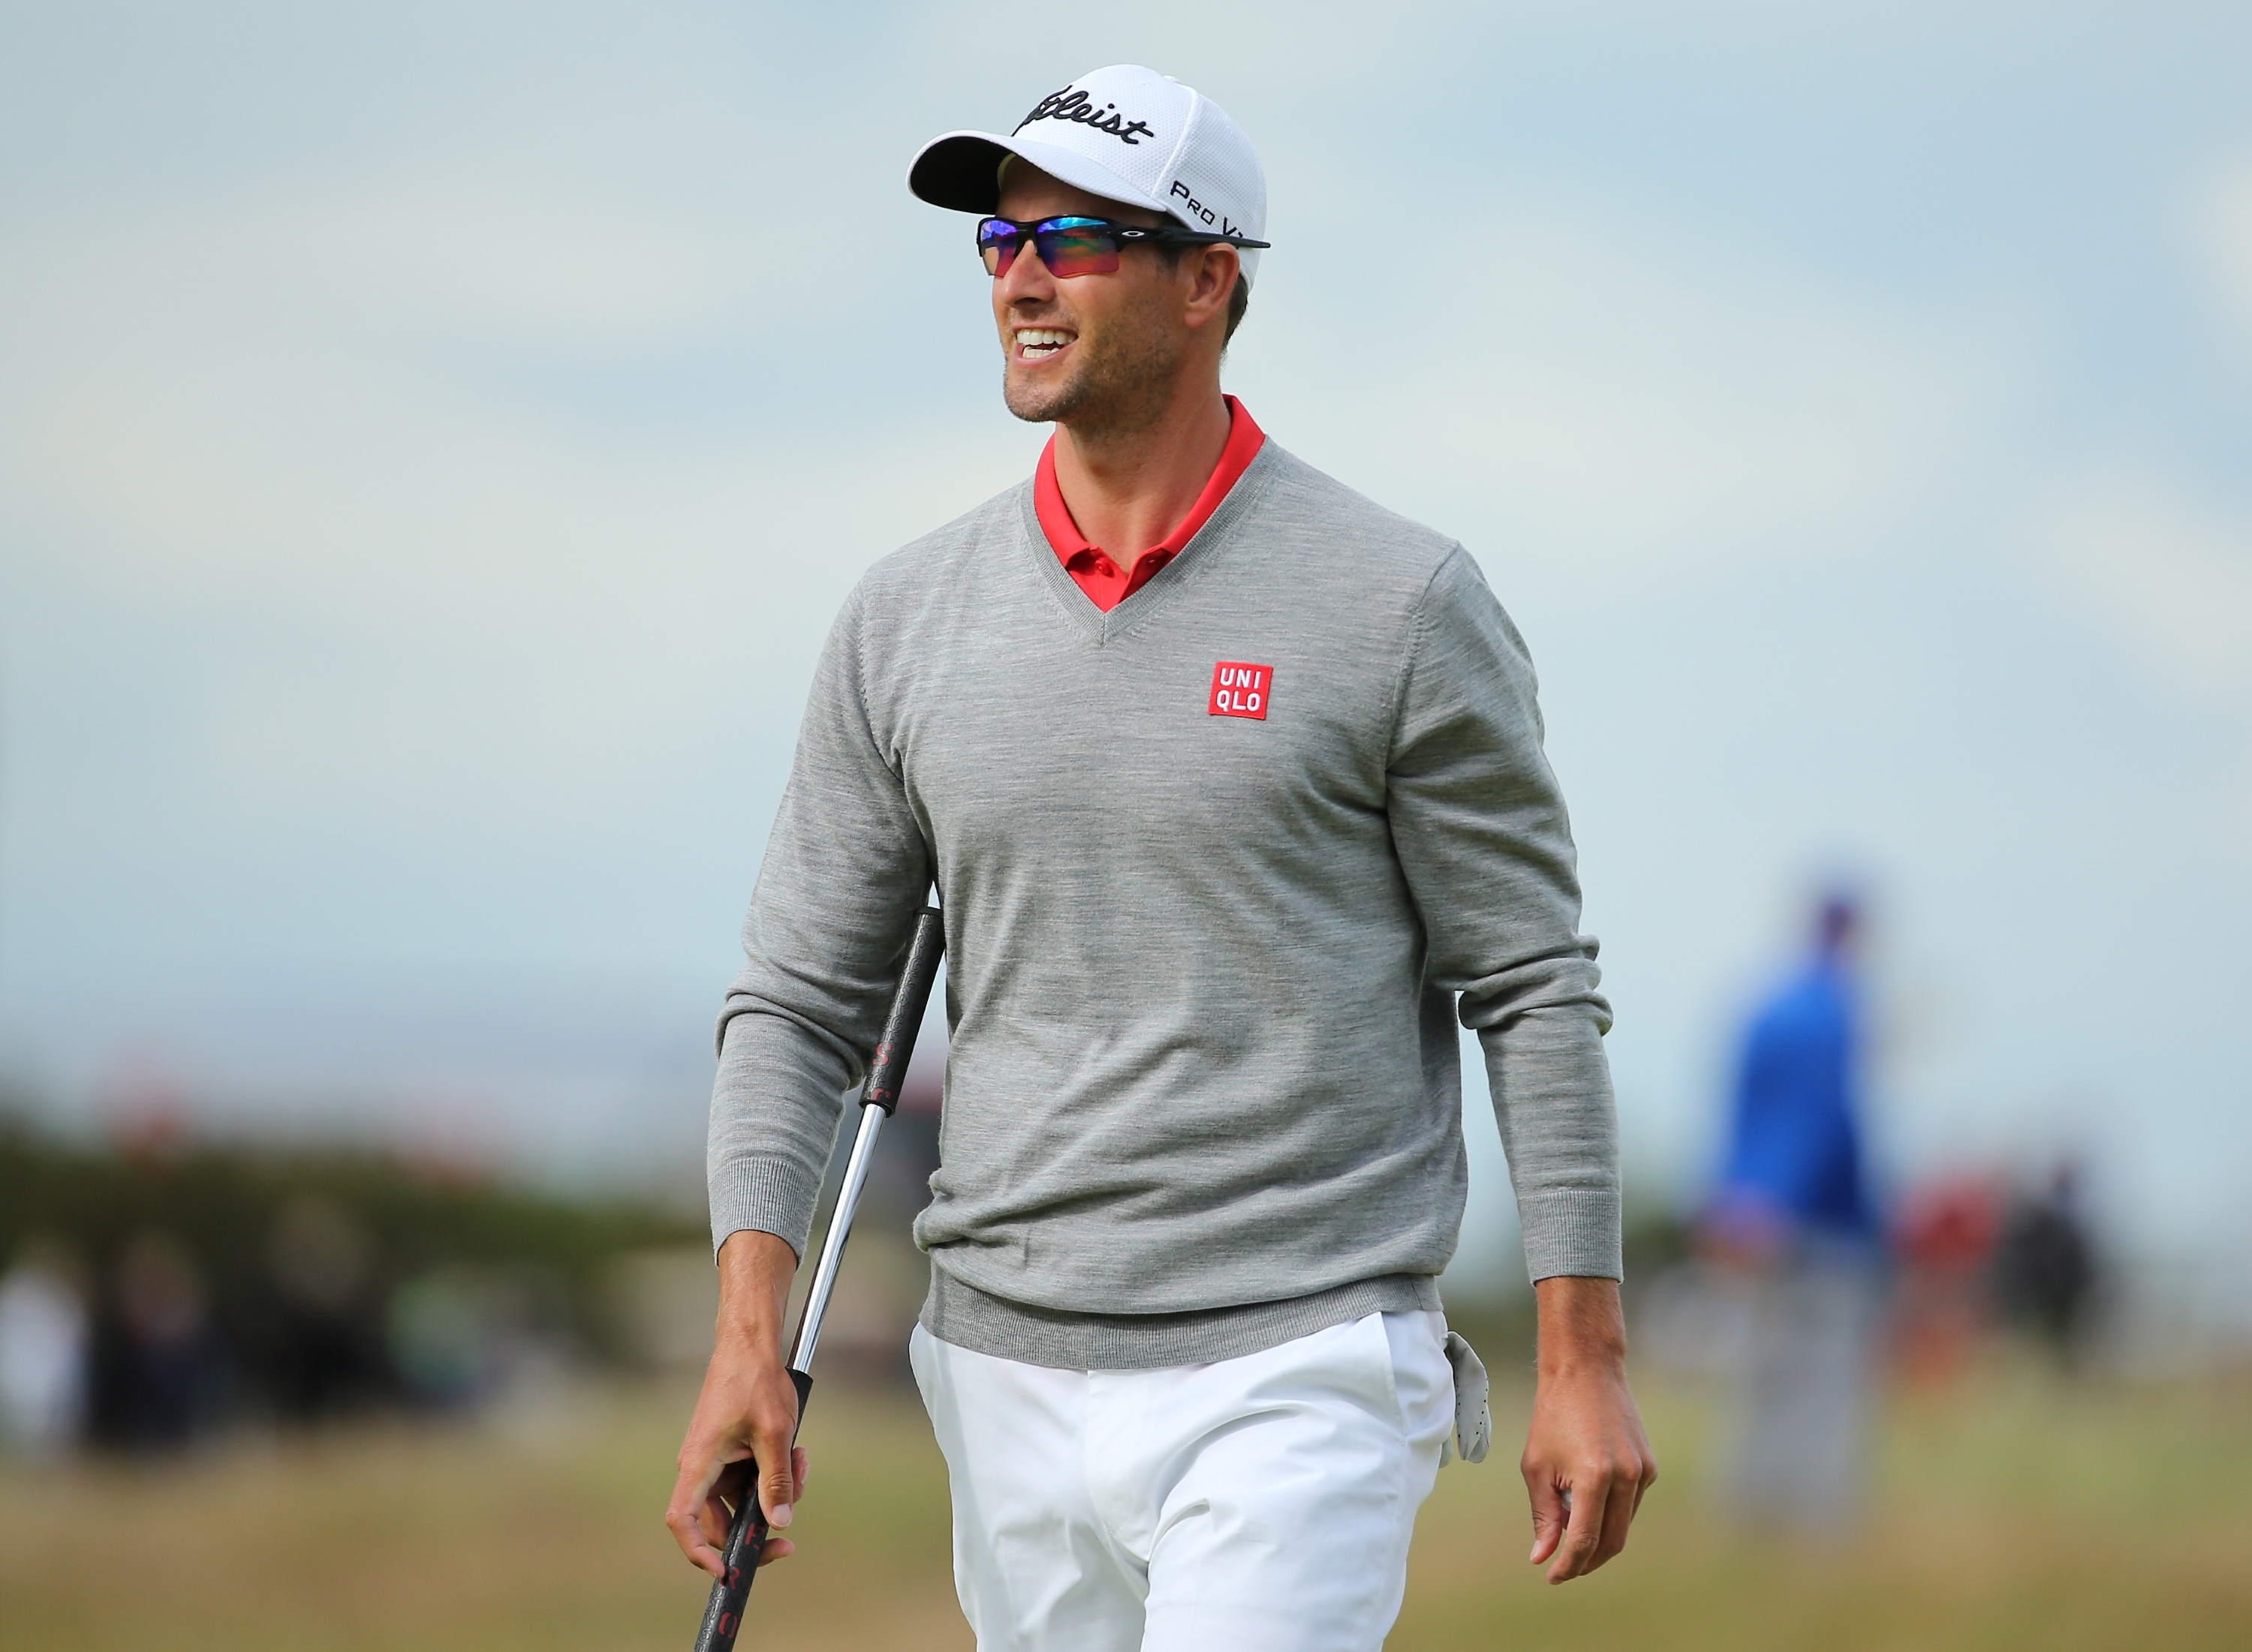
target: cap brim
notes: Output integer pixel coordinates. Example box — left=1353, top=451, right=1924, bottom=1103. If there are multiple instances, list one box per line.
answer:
left=908, top=129, right=1173, bottom=219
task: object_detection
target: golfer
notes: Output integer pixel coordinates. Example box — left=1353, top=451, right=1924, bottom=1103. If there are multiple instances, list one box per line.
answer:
left=669, top=64, right=1655, bottom=1650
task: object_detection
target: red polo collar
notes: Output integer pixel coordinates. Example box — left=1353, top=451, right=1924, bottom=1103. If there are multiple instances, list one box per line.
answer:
left=1034, top=396, right=1266, bottom=612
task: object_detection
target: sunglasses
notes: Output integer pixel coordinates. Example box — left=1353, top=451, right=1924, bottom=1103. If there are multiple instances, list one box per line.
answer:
left=977, top=215, right=1270, bottom=278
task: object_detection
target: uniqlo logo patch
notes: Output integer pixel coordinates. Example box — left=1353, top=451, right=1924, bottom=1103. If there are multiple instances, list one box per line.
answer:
left=1209, top=660, right=1273, bottom=721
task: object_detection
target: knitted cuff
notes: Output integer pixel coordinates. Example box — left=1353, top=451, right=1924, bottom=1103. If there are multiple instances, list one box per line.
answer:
left=1516, top=1187, right=1624, bottom=1283
left=706, top=1154, right=822, bottom=1262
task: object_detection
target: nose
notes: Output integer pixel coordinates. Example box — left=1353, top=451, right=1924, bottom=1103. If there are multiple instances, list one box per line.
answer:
left=994, top=236, right=1056, bottom=305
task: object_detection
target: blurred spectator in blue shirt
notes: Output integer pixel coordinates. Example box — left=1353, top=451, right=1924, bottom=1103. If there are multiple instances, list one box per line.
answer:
left=1711, top=895, right=1878, bottom=1251
left=1702, top=892, right=1885, bottom=1533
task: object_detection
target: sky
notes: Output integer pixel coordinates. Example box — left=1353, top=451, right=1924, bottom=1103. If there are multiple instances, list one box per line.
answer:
left=2, top=2, right=2248, bottom=1292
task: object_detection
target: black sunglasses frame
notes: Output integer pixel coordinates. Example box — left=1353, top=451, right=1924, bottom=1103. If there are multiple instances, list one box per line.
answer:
left=976, top=214, right=1271, bottom=277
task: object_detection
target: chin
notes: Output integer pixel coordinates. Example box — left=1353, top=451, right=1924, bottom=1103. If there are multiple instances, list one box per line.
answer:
left=1003, top=366, right=1085, bottom=425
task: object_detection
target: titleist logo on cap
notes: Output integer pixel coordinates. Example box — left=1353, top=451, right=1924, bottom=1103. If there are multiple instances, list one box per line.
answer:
left=1015, top=86, right=1157, bottom=146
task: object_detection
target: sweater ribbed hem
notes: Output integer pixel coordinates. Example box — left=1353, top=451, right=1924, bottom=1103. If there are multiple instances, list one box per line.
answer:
left=708, top=1155, right=822, bottom=1260
left=1518, top=1188, right=1624, bottom=1282
left=919, top=1268, right=1441, bottom=1371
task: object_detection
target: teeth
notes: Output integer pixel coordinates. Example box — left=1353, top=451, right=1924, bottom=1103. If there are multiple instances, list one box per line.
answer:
left=1015, top=328, right=1073, bottom=355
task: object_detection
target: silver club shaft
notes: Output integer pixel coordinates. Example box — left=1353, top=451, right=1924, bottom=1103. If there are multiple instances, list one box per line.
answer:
left=786, top=1103, right=887, bottom=1376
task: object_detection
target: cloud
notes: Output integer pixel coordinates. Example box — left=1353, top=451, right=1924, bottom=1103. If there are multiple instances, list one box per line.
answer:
left=1236, top=194, right=2007, bottom=589
left=2194, top=155, right=2252, bottom=362
left=2035, top=465, right=2252, bottom=703
left=0, top=154, right=1034, bottom=838
left=2, top=173, right=766, bottom=588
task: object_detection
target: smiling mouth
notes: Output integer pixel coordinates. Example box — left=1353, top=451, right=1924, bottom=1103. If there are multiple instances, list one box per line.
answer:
left=1014, top=328, right=1074, bottom=362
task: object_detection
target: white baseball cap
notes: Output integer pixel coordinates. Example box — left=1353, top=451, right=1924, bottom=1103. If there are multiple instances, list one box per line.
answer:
left=909, top=65, right=1269, bottom=285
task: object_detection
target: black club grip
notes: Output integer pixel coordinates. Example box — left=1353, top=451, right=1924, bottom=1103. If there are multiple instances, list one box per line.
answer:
left=692, top=1368, right=815, bottom=1652
left=860, top=907, right=945, bottom=1115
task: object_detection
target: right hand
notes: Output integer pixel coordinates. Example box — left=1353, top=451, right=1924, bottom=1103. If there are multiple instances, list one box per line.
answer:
left=665, top=1230, right=809, bottom=1577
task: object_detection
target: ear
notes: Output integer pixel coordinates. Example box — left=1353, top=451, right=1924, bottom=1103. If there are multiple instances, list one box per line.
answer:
left=1180, top=242, right=1241, bottom=334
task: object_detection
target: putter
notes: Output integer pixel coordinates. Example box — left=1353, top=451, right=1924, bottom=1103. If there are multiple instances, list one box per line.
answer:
left=692, top=905, right=946, bottom=1652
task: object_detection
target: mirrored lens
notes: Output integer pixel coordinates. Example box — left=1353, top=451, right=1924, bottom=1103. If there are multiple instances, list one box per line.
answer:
left=1034, top=217, right=1120, bottom=278
left=977, top=218, right=1022, bottom=276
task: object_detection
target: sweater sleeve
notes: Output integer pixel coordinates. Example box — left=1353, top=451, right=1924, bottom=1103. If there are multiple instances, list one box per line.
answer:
left=1385, top=548, right=1621, bottom=1282
left=707, top=586, right=934, bottom=1259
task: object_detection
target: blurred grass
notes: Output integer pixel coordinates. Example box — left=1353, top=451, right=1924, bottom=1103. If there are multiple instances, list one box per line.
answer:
left=1400, top=1364, right=2252, bottom=1651
left=3, top=1363, right=2247, bottom=1650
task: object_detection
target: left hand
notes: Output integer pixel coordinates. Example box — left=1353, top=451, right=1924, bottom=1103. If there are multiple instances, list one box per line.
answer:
left=666, top=1229, right=814, bottom=1577
left=1520, top=1275, right=1657, bottom=1584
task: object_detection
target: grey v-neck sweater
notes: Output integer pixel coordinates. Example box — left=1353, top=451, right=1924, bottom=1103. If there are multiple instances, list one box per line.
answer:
left=709, top=440, right=1620, bottom=1371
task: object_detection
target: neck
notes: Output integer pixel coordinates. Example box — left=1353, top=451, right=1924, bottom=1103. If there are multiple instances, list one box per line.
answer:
left=1052, top=369, right=1232, bottom=555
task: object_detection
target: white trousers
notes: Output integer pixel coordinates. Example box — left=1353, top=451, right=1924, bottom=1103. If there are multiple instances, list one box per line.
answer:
left=909, top=1311, right=1454, bottom=1652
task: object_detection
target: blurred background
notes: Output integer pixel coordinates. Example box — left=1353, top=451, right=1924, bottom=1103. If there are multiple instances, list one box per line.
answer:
left=2, top=2, right=2249, bottom=1647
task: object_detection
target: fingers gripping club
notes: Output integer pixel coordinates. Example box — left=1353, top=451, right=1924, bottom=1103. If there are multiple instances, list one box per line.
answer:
left=691, top=907, right=946, bottom=1652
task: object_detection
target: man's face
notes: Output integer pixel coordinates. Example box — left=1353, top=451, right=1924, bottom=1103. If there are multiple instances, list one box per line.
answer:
left=989, top=163, right=1198, bottom=429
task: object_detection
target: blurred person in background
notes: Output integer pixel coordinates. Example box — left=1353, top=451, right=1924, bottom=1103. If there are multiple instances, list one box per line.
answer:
left=1889, top=1173, right=2001, bottom=1387
left=0, top=1238, right=91, bottom=1458
left=1700, top=892, right=1884, bottom=1532
left=1992, top=1160, right=2099, bottom=1370
left=262, top=1193, right=389, bottom=1422
left=95, top=1229, right=226, bottom=1452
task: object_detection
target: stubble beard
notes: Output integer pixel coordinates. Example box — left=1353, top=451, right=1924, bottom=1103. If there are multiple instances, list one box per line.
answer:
left=1001, top=289, right=1182, bottom=438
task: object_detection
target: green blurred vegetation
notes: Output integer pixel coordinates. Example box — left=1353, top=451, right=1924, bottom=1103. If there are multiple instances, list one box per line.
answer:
left=0, top=1109, right=707, bottom=1431
left=1, top=1118, right=702, bottom=1302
